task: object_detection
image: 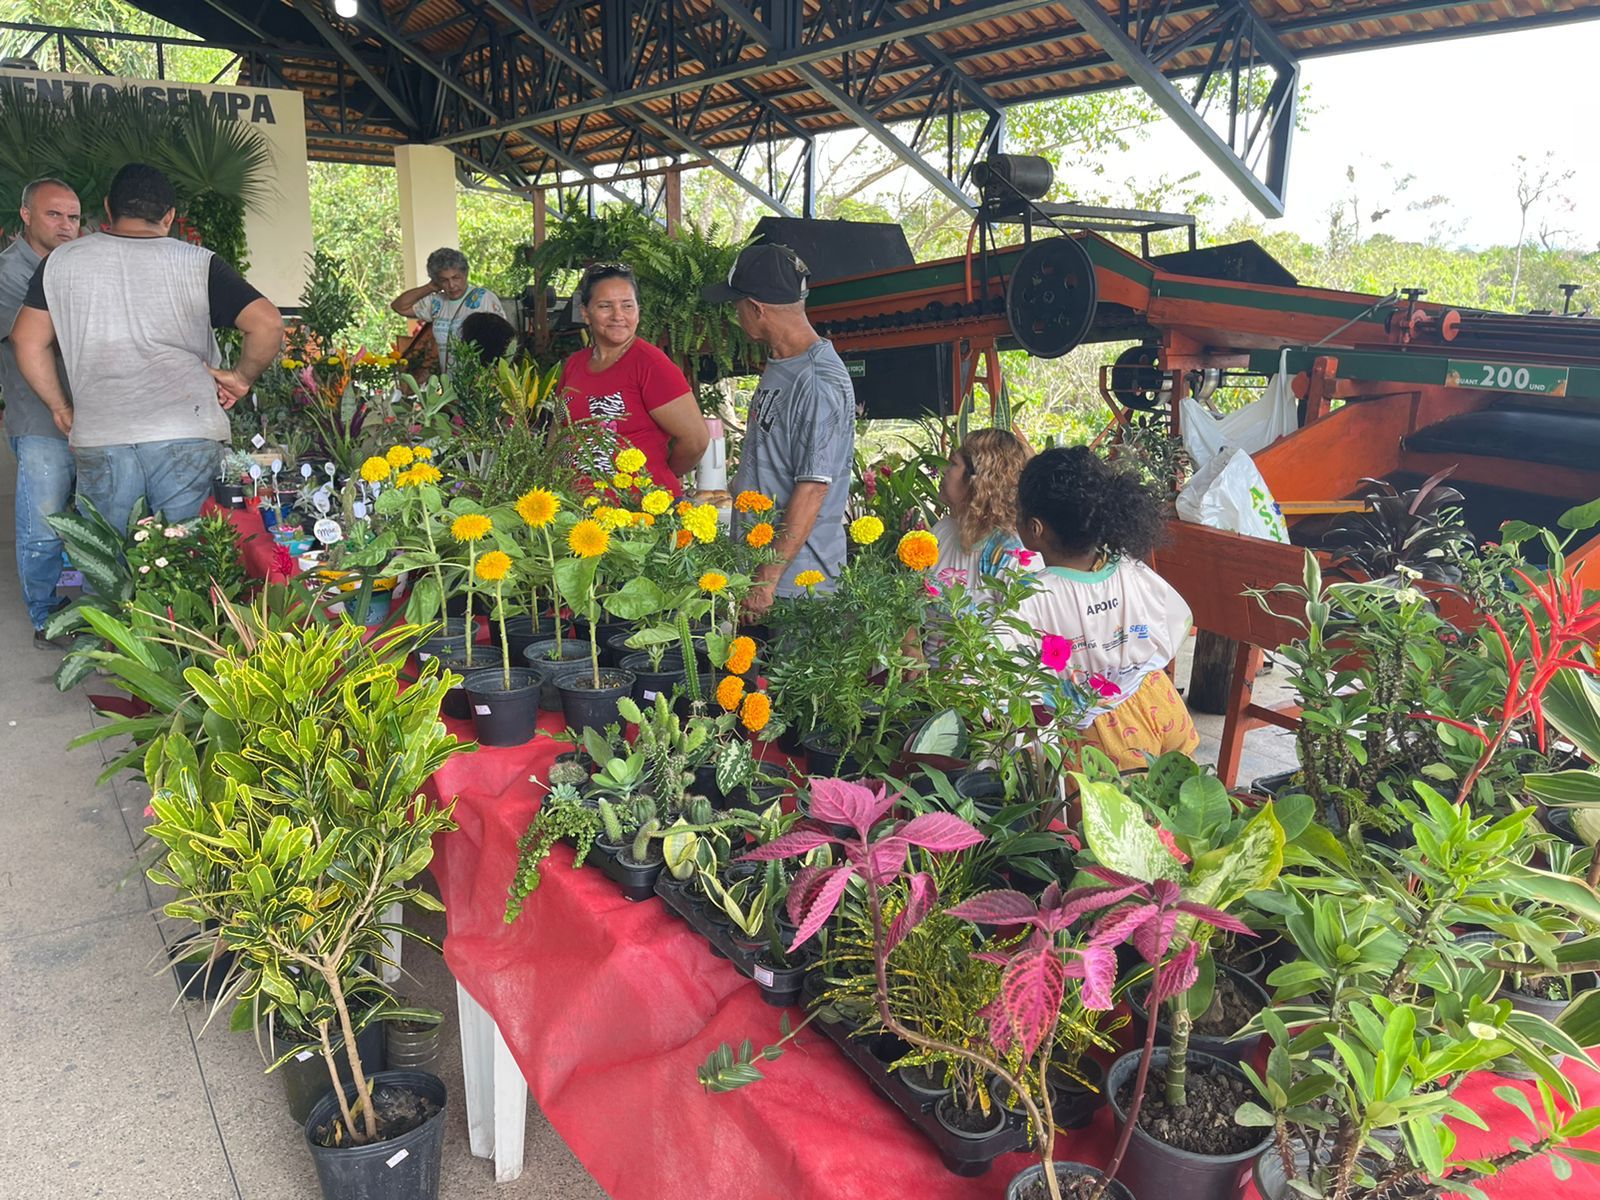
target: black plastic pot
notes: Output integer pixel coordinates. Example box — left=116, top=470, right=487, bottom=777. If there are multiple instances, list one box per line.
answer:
left=169, top=924, right=236, bottom=1002
left=1007, top=1163, right=1135, bottom=1200
left=673, top=672, right=717, bottom=717
left=463, top=667, right=541, bottom=747
left=719, top=780, right=787, bottom=813
left=751, top=952, right=808, bottom=1007
left=1108, top=1048, right=1272, bottom=1200
left=1049, top=1054, right=1108, bottom=1131
left=955, top=769, right=1008, bottom=812
left=520, top=637, right=582, bottom=711
left=593, top=842, right=665, bottom=902
left=305, top=1070, right=447, bottom=1200
left=556, top=666, right=637, bottom=733
left=620, top=651, right=689, bottom=705
left=497, top=613, right=558, bottom=663
left=214, top=481, right=248, bottom=508
left=801, top=731, right=860, bottom=779
left=276, top=1015, right=388, bottom=1125
left=934, top=1095, right=1007, bottom=1143
left=605, top=627, right=659, bottom=667
left=415, top=634, right=465, bottom=677
left=385, top=1021, right=440, bottom=1072
left=438, top=644, right=503, bottom=720
left=1497, top=970, right=1596, bottom=1078
left=1128, top=964, right=1271, bottom=1067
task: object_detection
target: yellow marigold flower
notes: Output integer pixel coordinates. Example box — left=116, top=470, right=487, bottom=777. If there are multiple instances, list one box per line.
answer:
left=641, top=490, right=673, bottom=516
left=615, top=447, right=647, bottom=475
left=746, top=522, right=775, bottom=549
left=568, top=519, right=610, bottom=558
left=280, top=357, right=298, bottom=369
left=734, top=490, right=774, bottom=514
left=740, top=691, right=772, bottom=733
left=397, top=462, right=441, bottom=488
left=612, top=473, right=634, bottom=490
left=359, top=456, right=391, bottom=483
left=328, top=354, right=343, bottom=365
left=475, top=550, right=513, bottom=582
left=451, top=513, right=493, bottom=542
left=794, top=569, right=825, bottom=589
left=849, top=515, right=885, bottom=545
left=682, top=503, right=719, bottom=544
left=635, top=471, right=653, bottom=488
left=699, top=571, right=728, bottom=594
left=674, top=529, right=693, bottom=549
left=516, top=488, right=560, bottom=528
left=412, top=446, right=433, bottom=460
left=716, top=674, right=746, bottom=713
left=593, top=505, right=629, bottom=532
left=584, top=496, right=601, bottom=509
left=725, top=635, right=757, bottom=675
left=386, top=445, right=415, bottom=468
left=897, top=529, right=940, bottom=571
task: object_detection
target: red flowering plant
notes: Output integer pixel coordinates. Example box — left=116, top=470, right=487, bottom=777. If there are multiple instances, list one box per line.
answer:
left=707, top=776, right=1259, bottom=1200
left=922, top=565, right=1121, bottom=827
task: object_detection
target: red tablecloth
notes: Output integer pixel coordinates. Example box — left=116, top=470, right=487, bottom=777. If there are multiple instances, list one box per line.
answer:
left=427, top=713, right=1600, bottom=1200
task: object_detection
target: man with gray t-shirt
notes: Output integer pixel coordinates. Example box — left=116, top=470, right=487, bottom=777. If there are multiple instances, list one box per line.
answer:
left=704, top=243, right=856, bottom=619
left=12, top=163, right=283, bottom=534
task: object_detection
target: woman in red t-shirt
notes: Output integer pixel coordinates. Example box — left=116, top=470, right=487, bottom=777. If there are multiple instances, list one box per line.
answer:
left=559, top=263, right=710, bottom=494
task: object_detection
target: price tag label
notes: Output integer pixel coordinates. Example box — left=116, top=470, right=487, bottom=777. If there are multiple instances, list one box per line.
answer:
left=247, top=463, right=262, bottom=481
left=643, top=690, right=659, bottom=702
left=386, top=1149, right=410, bottom=1169
left=295, top=1050, right=314, bottom=1062
left=474, top=704, right=492, bottom=716
left=353, top=501, right=368, bottom=520
left=270, top=458, right=283, bottom=474
left=1446, top=359, right=1569, bottom=396
left=250, top=433, right=266, bottom=448
left=313, top=518, right=343, bottom=545
left=301, top=462, right=314, bottom=479
left=753, top=965, right=775, bottom=987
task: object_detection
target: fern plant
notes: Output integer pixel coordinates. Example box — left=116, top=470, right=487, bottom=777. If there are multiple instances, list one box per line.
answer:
left=631, top=224, right=756, bottom=382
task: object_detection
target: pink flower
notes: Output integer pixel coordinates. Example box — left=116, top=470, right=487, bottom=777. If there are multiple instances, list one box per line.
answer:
left=1009, top=548, right=1037, bottom=566
left=1156, top=825, right=1190, bottom=864
left=937, top=567, right=969, bottom=587
left=925, top=582, right=941, bottom=597
left=863, top=472, right=878, bottom=499
left=1088, top=673, right=1120, bottom=699
left=1040, top=634, right=1072, bottom=673
left=143, top=804, right=155, bottom=818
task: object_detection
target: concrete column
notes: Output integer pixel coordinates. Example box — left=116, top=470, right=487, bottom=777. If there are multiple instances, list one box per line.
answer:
left=394, top=143, right=460, bottom=288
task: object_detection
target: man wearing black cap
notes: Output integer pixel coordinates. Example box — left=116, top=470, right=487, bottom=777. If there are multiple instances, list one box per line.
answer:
left=704, top=243, right=855, bottom=618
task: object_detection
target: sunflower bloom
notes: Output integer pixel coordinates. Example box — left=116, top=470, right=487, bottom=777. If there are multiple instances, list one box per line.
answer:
left=674, top=529, right=693, bottom=549
left=734, top=491, right=774, bottom=514
left=849, top=515, right=885, bottom=545
left=615, top=447, right=647, bottom=475
left=725, top=636, right=757, bottom=675
left=699, top=572, right=728, bottom=594
left=451, top=513, right=493, bottom=542
left=386, top=445, right=415, bottom=468
left=516, top=488, right=560, bottom=528
left=475, top=550, right=513, bottom=582
left=568, top=520, right=610, bottom=558
left=739, top=692, right=772, bottom=733
left=746, top=522, right=775, bottom=549
left=716, top=674, right=746, bottom=712
left=397, top=462, right=442, bottom=487
left=641, top=490, right=673, bottom=516
left=359, top=456, right=391, bottom=484
left=793, top=569, right=825, bottom=589
left=897, top=529, right=940, bottom=571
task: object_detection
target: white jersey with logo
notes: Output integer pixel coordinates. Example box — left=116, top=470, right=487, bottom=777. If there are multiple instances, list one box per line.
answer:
left=1006, top=558, right=1192, bottom=726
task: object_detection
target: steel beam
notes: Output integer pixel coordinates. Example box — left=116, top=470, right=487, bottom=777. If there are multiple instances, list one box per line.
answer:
left=1054, top=0, right=1294, bottom=217
left=629, top=106, right=797, bottom=216
left=435, top=0, right=1047, bottom=144
left=289, top=0, right=419, bottom=133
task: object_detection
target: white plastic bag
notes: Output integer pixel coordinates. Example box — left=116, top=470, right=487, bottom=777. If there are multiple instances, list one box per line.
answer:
left=1175, top=446, right=1289, bottom=544
left=1180, top=350, right=1298, bottom=469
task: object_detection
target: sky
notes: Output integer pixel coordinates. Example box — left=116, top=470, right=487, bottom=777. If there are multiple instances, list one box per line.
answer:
left=1121, top=21, right=1599, bottom=250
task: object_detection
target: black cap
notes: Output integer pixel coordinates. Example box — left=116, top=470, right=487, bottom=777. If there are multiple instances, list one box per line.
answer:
left=702, top=243, right=811, bottom=304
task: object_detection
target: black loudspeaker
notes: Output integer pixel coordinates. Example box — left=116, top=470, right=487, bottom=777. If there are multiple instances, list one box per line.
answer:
left=839, top=346, right=952, bottom=421
left=751, top=218, right=915, bottom=286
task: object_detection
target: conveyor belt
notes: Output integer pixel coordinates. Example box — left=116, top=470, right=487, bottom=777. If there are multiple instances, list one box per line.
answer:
left=1403, top=403, right=1600, bottom=472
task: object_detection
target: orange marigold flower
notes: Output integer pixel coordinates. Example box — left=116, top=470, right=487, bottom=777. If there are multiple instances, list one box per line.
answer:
left=734, top=490, right=774, bottom=513
left=725, top=635, right=757, bottom=675
left=897, top=529, right=940, bottom=571
left=716, top=674, right=746, bottom=712
left=674, top=529, right=693, bottom=550
left=740, top=691, right=772, bottom=733
left=746, top=522, right=775, bottom=549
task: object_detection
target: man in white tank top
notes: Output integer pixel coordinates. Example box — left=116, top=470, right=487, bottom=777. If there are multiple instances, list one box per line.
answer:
left=11, top=163, right=283, bottom=533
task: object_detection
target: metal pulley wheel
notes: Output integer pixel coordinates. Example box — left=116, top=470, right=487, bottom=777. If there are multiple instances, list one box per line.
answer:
left=1005, top=237, right=1098, bottom=359
left=1109, top=344, right=1168, bottom=411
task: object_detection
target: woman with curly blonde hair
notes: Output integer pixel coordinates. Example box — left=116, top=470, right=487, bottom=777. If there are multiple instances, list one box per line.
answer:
left=930, top=428, right=1036, bottom=590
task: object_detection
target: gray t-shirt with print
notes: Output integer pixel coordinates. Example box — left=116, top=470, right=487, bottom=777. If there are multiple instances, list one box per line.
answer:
left=732, top=338, right=856, bottom=597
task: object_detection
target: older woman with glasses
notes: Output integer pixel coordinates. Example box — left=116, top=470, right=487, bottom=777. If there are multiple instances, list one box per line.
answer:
left=390, top=247, right=507, bottom=373
left=559, top=262, right=709, bottom=494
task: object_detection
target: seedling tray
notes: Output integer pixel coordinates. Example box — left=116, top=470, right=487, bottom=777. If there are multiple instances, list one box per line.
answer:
left=653, top=876, right=806, bottom=1007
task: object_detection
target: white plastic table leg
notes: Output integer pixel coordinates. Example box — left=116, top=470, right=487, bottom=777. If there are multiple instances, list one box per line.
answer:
left=380, top=901, right=403, bottom=985
left=455, top=980, right=528, bottom=1181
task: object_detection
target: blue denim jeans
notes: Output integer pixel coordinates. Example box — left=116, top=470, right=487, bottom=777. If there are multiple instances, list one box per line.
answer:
left=73, top=439, right=223, bottom=535
left=9, top=435, right=76, bottom=629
